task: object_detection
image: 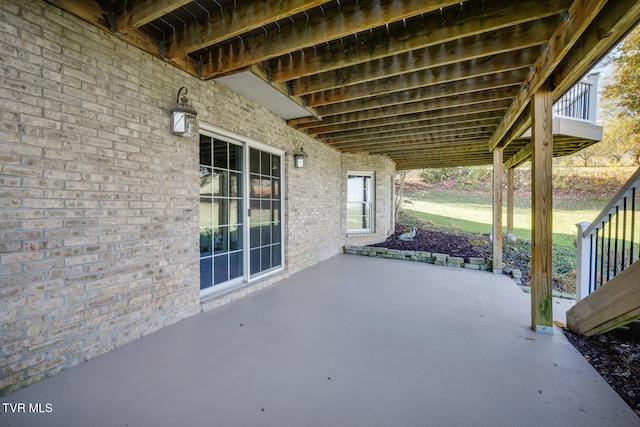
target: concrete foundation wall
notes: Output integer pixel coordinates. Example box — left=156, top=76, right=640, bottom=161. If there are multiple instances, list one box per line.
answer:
left=0, top=0, right=385, bottom=395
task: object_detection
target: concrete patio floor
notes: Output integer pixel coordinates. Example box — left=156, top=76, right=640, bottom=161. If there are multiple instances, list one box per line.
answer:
left=2, top=255, right=638, bottom=426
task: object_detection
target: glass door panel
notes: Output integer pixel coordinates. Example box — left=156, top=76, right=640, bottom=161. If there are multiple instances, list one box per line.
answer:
left=199, top=135, right=244, bottom=290
left=248, top=148, right=282, bottom=276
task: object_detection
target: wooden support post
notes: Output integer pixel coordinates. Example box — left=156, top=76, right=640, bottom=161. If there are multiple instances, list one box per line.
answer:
left=492, top=148, right=503, bottom=273
left=507, top=168, right=515, bottom=240
left=531, top=80, right=554, bottom=334
left=395, top=170, right=407, bottom=220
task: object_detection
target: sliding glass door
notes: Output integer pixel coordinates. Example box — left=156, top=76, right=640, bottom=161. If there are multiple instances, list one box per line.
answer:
left=199, top=132, right=283, bottom=292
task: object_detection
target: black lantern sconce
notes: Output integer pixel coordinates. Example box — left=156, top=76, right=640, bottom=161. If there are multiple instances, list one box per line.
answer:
left=171, top=87, right=198, bottom=137
left=293, top=146, right=307, bottom=168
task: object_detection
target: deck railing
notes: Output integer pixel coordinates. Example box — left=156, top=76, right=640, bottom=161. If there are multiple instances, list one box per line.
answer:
left=575, top=167, right=640, bottom=301
left=553, top=73, right=599, bottom=124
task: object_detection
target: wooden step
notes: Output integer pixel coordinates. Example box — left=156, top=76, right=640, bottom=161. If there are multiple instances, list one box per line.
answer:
left=567, top=260, right=640, bottom=336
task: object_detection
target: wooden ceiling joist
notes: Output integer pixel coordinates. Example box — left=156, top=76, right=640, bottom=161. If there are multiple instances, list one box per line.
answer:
left=297, top=90, right=516, bottom=130
left=48, top=0, right=635, bottom=170
left=331, top=130, right=496, bottom=150
left=304, top=50, right=538, bottom=107
left=288, top=21, right=555, bottom=96
left=162, top=0, right=329, bottom=59
left=197, top=0, right=462, bottom=79
left=116, top=0, right=193, bottom=34
left=269, top=0, right=569, bottom=82
left=296, top=100, right=512, bottom=135
left=322, top=117, right=502, bottom=144
left=313, top=74, right=524, bottom=117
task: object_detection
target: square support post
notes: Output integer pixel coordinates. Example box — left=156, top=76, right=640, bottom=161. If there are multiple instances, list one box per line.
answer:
left=507, top=168, right=515, bottom=240
left=531, top=80, right=554, bottom=334
left=493, top=147, right=503, bottom=273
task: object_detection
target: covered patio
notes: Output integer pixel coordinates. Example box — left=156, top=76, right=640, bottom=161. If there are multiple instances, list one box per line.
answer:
left=2, top=255, right=637, bottom=426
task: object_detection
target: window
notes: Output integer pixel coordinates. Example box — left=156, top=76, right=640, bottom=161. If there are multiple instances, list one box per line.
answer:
left=347, top=172, right=374, bottom=233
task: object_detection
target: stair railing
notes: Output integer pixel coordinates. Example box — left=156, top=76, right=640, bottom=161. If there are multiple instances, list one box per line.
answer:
left=575, top=167, right=640, bottom=301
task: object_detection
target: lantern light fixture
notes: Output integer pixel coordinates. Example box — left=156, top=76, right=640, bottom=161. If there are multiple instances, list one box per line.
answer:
left=293, top=146, right=307, bottom=168
left=171, top=87, right=198, bottom=137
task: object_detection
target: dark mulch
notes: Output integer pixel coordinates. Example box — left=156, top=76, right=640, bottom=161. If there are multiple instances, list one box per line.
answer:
left=370, top=224, right=482, bottom=258
left=372, top=224, right=532, bottom=284
left=563, top=329, right=640, bottom=416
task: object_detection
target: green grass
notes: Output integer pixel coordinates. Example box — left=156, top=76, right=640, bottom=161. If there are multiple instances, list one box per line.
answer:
left=401, top=188, right=608, bottom=248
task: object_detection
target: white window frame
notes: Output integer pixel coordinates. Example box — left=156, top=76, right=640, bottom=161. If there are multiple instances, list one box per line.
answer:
left=199, top=123, right=285, bottom=299
left=346, top=171, right=375, bottom=234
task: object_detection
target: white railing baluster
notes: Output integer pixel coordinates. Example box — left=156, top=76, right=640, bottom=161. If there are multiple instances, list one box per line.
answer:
left=575, top=221, right=591, bottom=302
left=580, top=167, right=640, bottom=298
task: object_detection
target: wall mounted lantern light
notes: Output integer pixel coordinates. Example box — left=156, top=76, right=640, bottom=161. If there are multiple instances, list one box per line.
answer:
left=171, top=87, right=198, bottom=137
left=293, top=146, right=307, bottom=168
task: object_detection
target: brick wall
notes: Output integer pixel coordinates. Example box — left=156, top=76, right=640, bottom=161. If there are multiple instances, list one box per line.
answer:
left=0, top=0, right=349, bottom=395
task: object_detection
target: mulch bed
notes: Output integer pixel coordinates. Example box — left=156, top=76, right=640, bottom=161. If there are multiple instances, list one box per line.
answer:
left=563, top=329, right=640, bottom=416
left=370, top=225, right=482, bottom=258
left=371, top=224, right=532, bottom=284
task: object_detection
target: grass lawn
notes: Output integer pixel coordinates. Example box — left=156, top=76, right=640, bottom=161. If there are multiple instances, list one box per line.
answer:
left=401, top=188, right=609, bottom=247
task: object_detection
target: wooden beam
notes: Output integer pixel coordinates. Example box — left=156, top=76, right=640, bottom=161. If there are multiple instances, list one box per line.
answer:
left=329, top=132, right=494, bottom=151
left=324, top=118, right=501, bottom=145
left=271, top=0, right=569, bottom=82
left=48, top=0, right=200, bottom=78
left=531, top=80, right=554, bottom=334
left=305, top=61, right=537, bottom=107
left=306, top=87, right=517, bottom=124
left=199, top=0, right=462, bottom=78
left=299, top=103, right=509, bottom=135
left=552, top=0, right=640, bottom=98
left=162, top=0, right=328, bottom=59
left=314, top=76, right=522, bottom=117
left=289, top=22, right=553, bottom=96
left=493, top=148, right=504, bottom=273
left=488, top=0, right=609, bottom=151
left=396, top=156, right=495, bottom=169
left=507, top=168, right=515, bottom=237
left=116, top=0, right=192, bottom=33
left=368, top=142, right=491, bottom=156
left=504, top=141, right=533, bottom=170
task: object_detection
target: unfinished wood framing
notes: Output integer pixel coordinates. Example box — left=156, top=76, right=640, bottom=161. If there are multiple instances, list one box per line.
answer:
left=531, top=80, right=554, bottom=333
left=493, top=148, right=504, bottom=273
left=50, top=0, right=640, bottom=170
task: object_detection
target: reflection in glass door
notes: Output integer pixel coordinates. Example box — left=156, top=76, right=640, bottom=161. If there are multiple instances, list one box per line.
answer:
left=199, top=136, right=243, bottom=290
left=249, top=148, right=282, bottom=276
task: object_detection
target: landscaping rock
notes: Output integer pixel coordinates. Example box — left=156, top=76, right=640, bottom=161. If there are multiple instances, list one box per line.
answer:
left=433, top=253, right=449, bottom=262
